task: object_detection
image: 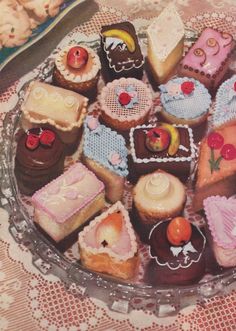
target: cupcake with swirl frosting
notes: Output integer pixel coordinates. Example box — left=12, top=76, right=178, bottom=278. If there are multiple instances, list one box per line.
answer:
left=132, top=169, right=186, bottom=224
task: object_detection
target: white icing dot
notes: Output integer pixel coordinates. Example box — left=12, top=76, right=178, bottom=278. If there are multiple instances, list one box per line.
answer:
left=32, top=87, right=47, bottom=100
left=64, top=96, right=76, bottom=108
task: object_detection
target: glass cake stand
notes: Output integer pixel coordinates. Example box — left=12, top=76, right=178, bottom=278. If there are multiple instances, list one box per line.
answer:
left=0, top=19, right=236, bottom=317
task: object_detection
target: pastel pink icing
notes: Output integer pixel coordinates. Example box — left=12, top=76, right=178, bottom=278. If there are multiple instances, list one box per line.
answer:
left=83, top=222, right=132, bottom=256
left=203, top=196, right=236, bottom=249
left=181, top=28, right=233, bottom=76
left=78, top=202, right=138, bottom=260
left=32, top=163, right=104, bottom=224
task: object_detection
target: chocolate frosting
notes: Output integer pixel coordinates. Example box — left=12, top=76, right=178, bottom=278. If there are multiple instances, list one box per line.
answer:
left=16, top=128, right=64, bottom=170
left=149, top=221, right=206, bottom=270
left=128, top=125, right=195, bottom=182
left=101, top=21, right=144, bottom=74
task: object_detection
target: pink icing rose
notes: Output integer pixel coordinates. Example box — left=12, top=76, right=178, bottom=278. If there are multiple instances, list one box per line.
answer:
left=109, top=152, right=122, bottom=166
left=64, top=189, right=80, bottom=200
left=87, top=116, right=99, bottom=131
left=65, top=171, right=85, bottom=185
left=166, top=82, right=181, bottom=96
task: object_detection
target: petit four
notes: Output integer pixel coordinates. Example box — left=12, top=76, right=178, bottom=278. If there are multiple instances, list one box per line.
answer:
left=213, top=75, right=236, bottom=128
left=178, top=27, right=235, bottom=92
left=53, top=45, right=101, bottom=98
left=204, top=196, right=236, bottom=268
left=147, top=4, right=185, bottom=84
left=78, top=201, right=139, bottom=280
left=82, top=116, right=128, bottom=203
left=15, top=128, right=65, bottom=196
left=99, top=77, right=153, bottom=132
left=100, top=21, right=144, bottom=80
left=21, top=81, right=88, bottom=145
left=146, top=217, right=206, bottom=285
left=159, top=77, right=211, bottom=140
left=133, top=170, right=186, bottom=224
left=129, top=123, right=196, bottom=183
left=32, top=163, right=105, bottom=242
left=193, top=123, right=236, bottom=211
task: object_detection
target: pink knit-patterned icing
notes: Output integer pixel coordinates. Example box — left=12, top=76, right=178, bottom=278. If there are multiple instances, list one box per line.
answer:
left=78, top=201, right=138, bottom=261
left=181, top=28, right=233, bottom=76
left=99, top=77, right=153, bottom=122
left=203, top=196, right=236, bottom=249
left=32, top=163, right=104, bottom=224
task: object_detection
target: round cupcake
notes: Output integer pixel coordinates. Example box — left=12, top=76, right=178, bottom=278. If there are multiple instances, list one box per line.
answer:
left=99, top=77, right=153, bottom=132
left=146, top=217, right=206, bottom=286
left=159, top=77, right=212, bottom=141
left=132, top=169, right=186, bottom=224
left=14, top=128, right=65, bottom=196
left=53, top=44, right=101, bottom=99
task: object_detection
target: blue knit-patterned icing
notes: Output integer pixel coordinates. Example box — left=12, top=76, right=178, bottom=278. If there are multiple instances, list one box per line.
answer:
left=213, top=75, right=236, bottom=127
left=160, top=77, right=212, bottom=119
left=83, top=116, right=128, bottom=177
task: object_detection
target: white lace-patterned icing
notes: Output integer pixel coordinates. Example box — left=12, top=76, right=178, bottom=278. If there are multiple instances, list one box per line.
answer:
left=147, top=4, right=184, bottom=61
left=213, top=75, right=236, bottom=127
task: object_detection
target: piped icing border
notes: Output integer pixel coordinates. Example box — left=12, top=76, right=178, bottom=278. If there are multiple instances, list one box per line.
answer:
left=213, top=75, right=236, bottom=127
left=32, top=162, right=105, bottom=224
left=203, top=195, right=236, bottom=249
left=147, top=4, right=184, bottom=62
left=179, top=27, right=235, bottom=80
left=55, top=44, right=101, bottom=83
left=160, top=77, right=212, bottom=120
left=22, top=81, right=88, bottom=131
left=83, top=116, right=129, bottom=177
left=100, top=22, right=144, bottom=73
left=99, top=77, right=153, bottom=122
left=78, top=201, right=138, bottom=261
left=149, top=221, right=206, bottom=270
left=129, top=123, right=196, bottom=163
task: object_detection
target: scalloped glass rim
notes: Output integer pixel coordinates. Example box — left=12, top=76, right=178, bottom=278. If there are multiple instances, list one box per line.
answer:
left=0, top=0, right=87, bottom=71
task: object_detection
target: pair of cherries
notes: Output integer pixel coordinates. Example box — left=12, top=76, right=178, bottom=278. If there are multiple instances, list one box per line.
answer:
left=26, top=129, right=55, bottom=150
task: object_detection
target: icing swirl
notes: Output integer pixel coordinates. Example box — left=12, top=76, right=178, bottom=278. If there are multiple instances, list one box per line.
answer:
left=145, top=173, right=170, bottom=199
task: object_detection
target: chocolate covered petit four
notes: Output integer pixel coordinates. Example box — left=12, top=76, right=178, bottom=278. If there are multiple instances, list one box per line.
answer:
left=100, top=21, right=144, bottom=80
left=15, top=128, right=65, bottom=196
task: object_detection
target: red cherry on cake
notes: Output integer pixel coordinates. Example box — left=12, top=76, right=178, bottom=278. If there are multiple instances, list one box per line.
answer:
left=96, top=212, right=123, bottom=247
left=234, top=81, right=236, bottom=92
left=146, top=128, right=170, bottom=152
left=26, top=133, right=39, bottom=150
left=118, top=92, right=131, bottom=106
left=167, top=217, right=192, bottom=246
left=181, top=81, right=195, bottom=95
left=40, top=130, right=56, bottom=147
left=67, top=46, right=88, bottom=69
left=220, top=144, right=236, bottom=160
left=207, top=132, right=224, bottom=150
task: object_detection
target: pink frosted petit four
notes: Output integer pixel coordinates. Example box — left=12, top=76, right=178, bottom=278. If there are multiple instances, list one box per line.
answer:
left=32, top=162, right=105, bottom=242
left=204, top=196, right=236, bottom=267
left=78, top=201, right=139, bottom=279
left=178, top=28, right=235, bottom=92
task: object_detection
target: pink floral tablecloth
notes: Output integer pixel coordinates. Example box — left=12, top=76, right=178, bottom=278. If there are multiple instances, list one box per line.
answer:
left=0, top=1, right=236, bottom=330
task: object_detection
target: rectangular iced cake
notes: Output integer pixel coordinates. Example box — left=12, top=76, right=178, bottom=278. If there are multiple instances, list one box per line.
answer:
left=32, top=162, right=105, bottom=242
